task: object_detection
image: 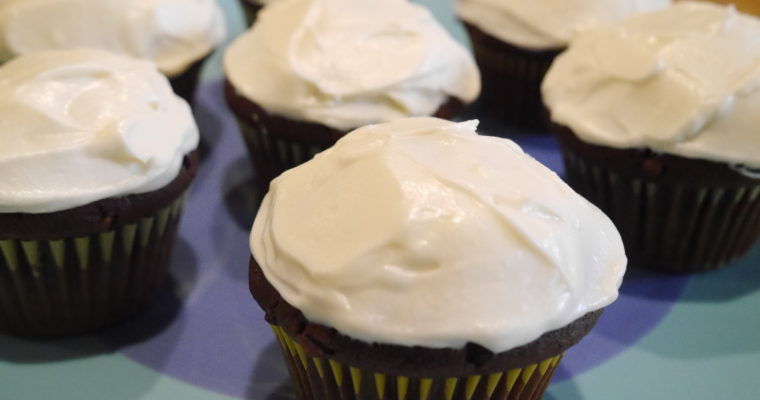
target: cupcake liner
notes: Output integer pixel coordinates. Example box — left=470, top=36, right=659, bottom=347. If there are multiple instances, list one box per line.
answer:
left=560, top=148, right=760, bottom=272
left=225, top=82, right=464, bottom=185
left=168, top=56, right=208, bottom=106
left=236, top=117, right=330, bottom=183
left=240, top=0, right=264, bottom=25
left=463, top=23, right=561, bottom=131
left=270, top=325, right=563, bottom=400
left=0, top=193, right=187, bottom=337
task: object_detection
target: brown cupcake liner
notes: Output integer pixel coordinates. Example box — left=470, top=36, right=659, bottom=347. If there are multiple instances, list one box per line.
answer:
left=168, top=55, right=209, bottom=106
left=463, top=22, right=561, bottom=131
left=558, top=139, right=760, bottom=273
left=0, top=193, right=187, bottom=337
left=271, top=325, right=563, bottom=400
left=239, top=0, right=265, bottom=25
left=225, top=81, right=464, bottom=184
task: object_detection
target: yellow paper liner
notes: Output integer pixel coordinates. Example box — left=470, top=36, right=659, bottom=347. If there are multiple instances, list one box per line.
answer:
left=0, top=193, right=187, bottom=336
left=270, top=325, right=563, bottom=400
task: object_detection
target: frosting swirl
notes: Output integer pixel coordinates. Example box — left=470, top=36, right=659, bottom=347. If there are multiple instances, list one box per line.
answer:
left=0, top=49, right=199, bottom=214
left=543, top=2, right=760, bottom=168
left=225, top=0, right=480, bottom=131
left=251, top=117, right=626, bottom=352
left=0, top=0, right=226, bottom=76
left=457, top=0, right=670, bottom=49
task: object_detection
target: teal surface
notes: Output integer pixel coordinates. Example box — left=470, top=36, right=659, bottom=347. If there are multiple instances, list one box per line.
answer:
left=2, top=1, right=760, bottom=399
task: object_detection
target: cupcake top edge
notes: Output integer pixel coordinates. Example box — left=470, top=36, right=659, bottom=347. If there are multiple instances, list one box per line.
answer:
left=0, top=48, right=199, bottom=214
left=543, top=2, right=760, bottom=168
left=0, top=0, right=227, bottom=77
left=250, top=117, right=626, bottom=353
left=456, top=0, right=671, bottom=50
left=224, top=0, right=481, bottom=131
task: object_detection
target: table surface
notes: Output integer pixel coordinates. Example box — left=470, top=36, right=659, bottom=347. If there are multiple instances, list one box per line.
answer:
left=2, top=1, right=760, bottom=399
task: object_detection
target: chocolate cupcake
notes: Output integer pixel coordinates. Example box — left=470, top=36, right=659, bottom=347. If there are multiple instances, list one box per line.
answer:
left=224, top=0, right=480, bottom=184
left=0, top=49, right=200, bottom=336
left=239, top=0, right=267, bottom=25
left=249, top=118, right=626, bottom=400
left=456, top=0, right=669, bottom=130
left=543, top=2, right=760, bottom=272
left=0, top=0, right=226, bottom=104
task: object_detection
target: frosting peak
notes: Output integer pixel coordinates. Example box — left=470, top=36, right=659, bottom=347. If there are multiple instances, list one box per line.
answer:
left=543, top=2, right=760, bottom=167
left=0, top=0, right=226, bottom=76
left=251, top=117, right=626, bottom=352
left=0, top=49, right=199, bottom=213
left=225, top=0, right=480, bottom=130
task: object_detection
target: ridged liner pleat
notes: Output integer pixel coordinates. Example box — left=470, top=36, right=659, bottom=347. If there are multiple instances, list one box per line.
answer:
left=0, top=194, right=187, bottom=336
left=271, top=326, right=563, bottom=400
left=237, top=119, right=324, bottom=182
left=561, top=149, right=760, bottom=272
left=464, top=24, right=559, bottom=131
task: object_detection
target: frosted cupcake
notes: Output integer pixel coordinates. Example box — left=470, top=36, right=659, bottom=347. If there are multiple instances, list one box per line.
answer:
left=456, top=0, right=669, bottom=130
left=0, top=49, right=199, bottom=336
left=225, top=0, right=480, bottom=183
left=543, top=2, right=760, bottom=272
left=249, top=118, right=626, bottom=400
left=239, top=0, right=274, bottom=25
left=0, top=0, right=226, bottom=103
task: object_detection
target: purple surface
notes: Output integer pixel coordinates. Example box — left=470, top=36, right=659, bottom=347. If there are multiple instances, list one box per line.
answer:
left=104, top=81, right=688, bottom=399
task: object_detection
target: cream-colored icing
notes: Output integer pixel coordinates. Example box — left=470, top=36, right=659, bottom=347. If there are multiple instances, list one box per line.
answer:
left=225, top=0, right=480, bottom=131
left=251, top=117, right=626, bottom=352
left=543, top=2, right=760, bottom=168
left=0, top=0, right=226, bottom=77
left=0, top=49, right=199, bottom=214
left=457, top=0, right=670, bottom=50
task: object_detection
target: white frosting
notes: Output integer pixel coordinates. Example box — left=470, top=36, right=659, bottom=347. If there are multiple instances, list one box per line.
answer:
left=457, top=0, right=670, bottom=50
left=225, top=0, right=480, bottom=131
left=251, top=117, right=626, bottom=352
left=543, top=2, right=760, bottom=168
left=0, top=49, right=199, bottom=214
left=0, top=0, right=226, bottom=77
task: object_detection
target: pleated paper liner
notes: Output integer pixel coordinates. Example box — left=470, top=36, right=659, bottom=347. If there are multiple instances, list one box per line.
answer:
left=0, top=193, right=187, bottom=337
left=462, top=22, right=561, bottom=132
left=271, top=325, right=563, bottom=400
left=240, top=0, right=264, bottom=25
left=559, top=144, right=760, bottom=273
left=224, top=81, right=465, bottom=186
left=168, top=55, right=208, bottom=106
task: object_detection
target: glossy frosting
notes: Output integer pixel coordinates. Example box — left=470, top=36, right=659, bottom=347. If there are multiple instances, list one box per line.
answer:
left=457, top=0, right=670, bottom=49
left=225, top=0, right=480, bottom=131
left=0, top=0, right=226, bottom=76
left=543, top=2, right=760, bottom=168
left=0, top=49, right=199, bottom=214
left=251, top=117, right=626, bottom=352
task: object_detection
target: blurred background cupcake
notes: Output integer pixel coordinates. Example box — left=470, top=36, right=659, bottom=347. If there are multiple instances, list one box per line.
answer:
left=456, top=0, right=670, bottom=131
left=543, top=2, right=760, bottom=273
left=0, top=0, right=226, bottom=104
left=239, top=0, right=273, bottom=25
left=249, top=117, right=626, bottom=400
left=0, top=49, right=199, bottom=336
left=678, top=0, right=760, bottom=16
left=224, top=0, right=480, bottom=185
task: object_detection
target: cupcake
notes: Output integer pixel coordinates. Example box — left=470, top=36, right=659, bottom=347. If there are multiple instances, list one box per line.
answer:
left=456, top=0, right=670, bottom=130
left=0, top=49, right=199, bottom=336
left=239, top=0, right=272, bottom=25
left=249, top=118, right=626, bottom=400
left=543, top=2, right=760, bottom=272
left=224, top=0, right=480, bottom=183
left=0, top=0, right=226, bottom=104
left=679, top=0, right=760, bottom=16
